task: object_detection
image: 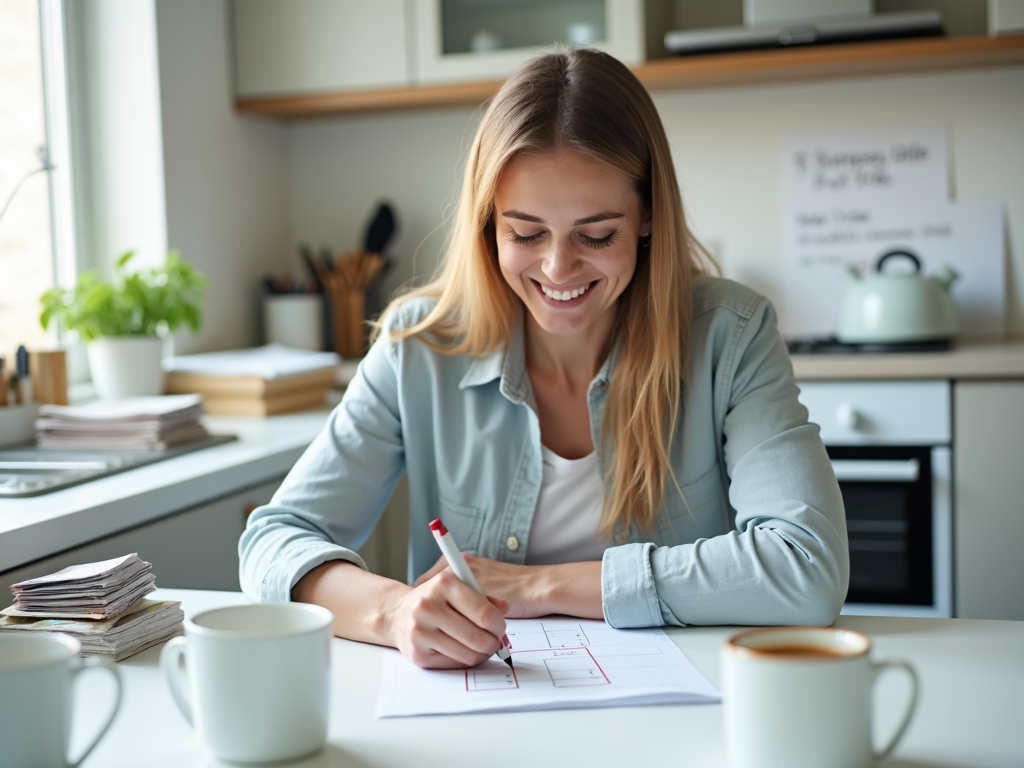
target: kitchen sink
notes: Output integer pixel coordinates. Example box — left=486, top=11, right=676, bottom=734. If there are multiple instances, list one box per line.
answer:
left=0, top=434, right=236, bottom=498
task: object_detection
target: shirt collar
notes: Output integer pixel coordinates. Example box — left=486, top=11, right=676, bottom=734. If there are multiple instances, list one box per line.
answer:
left=459, top=311, right=620, bottom=401
left=459, top=312, right=530, bottom=404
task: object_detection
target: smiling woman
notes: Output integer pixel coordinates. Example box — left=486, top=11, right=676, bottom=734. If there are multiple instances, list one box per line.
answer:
left=240, top=48, right=849, bottom=671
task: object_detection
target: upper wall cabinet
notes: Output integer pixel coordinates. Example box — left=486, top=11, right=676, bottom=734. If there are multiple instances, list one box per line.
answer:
left=413, top=0, right=644, bottom=84
left=233, top=0, right=410, bottom=97
left=233, top=0, right=1024, bottom=117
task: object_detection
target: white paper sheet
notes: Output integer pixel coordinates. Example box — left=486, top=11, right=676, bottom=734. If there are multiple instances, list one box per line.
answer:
left=163, top=344, right=339, bottom=379
left=375, top=618, right=720, bottom=718
left=783, top=125, right=950, bottom=209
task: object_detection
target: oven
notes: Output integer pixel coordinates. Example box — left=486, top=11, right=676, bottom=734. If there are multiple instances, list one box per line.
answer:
left=797, top=380, right=952, bottom=618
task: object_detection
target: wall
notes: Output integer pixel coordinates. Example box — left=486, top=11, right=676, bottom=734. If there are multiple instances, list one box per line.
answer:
left=287, top=65, right=1024, bottom=339
left=65, top=0, right=168, bottom=276
left=155, top=0, right=290, bottom=354
left=64, top=0, right=291, bottom=359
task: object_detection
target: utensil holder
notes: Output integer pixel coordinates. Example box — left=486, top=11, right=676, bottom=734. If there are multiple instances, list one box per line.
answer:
left=329, top=288, right=367, bottom=359
left=264, top=294, right=324, bottom=351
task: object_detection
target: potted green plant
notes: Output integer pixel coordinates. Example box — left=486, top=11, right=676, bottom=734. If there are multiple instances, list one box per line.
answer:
left=40, top=250, right=208, bottom=399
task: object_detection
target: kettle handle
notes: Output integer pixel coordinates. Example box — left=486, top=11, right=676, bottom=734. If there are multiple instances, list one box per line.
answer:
left=876, top=250, right=922, bottom=274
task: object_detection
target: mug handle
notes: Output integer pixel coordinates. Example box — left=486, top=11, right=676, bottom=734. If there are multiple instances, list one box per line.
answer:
left=871, top=657, right=919, bottom=762
left=69, top=657, right=123, bottom=767
left=161, top=636, right=194, bottom=725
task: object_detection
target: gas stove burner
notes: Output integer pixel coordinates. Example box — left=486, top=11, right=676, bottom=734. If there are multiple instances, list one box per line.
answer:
left=785, top=336, right=952, bottom=355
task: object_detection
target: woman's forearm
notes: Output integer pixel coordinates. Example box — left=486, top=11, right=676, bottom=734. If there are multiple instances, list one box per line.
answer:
left=292, top=560, right=408, bottom=646
left=534, top=561, right=604, bottom=619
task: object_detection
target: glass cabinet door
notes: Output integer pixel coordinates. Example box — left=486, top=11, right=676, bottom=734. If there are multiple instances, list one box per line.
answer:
left=414, top=0, right=644, bottom=85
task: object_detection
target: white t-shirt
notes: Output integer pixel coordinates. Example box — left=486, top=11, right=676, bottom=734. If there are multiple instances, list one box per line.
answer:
left=525, top=446, right=612, bottom=565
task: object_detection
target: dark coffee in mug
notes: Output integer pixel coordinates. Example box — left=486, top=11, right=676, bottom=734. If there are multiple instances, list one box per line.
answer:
left=753, top=644, right=850, bottom=659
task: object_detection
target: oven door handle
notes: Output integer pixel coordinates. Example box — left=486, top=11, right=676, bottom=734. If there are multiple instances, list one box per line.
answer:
left=830, top=459, right=920, bottom=482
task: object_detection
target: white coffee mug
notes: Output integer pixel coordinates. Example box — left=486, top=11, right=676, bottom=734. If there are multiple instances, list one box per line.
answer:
left=0, top=633, right=123, bottom=768
left=161, top=602, right=333, bottom=764
left=722, top=626, right=918, bottom=768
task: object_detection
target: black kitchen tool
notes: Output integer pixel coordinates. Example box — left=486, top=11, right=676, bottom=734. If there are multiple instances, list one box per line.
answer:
left=16, top=345, right=29, bottom=379
left=298, top=243, right=324, bottom=292
left=362, top=203, right=397, bottom=254
left=319, top=246, right=336, bottom=274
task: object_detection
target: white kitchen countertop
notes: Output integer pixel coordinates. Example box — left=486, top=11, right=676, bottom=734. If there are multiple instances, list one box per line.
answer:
left=0, top=410, right=331, bottom=575
left=71, top=588, right=1024, bottom=768
left=3, top=340, right=1021, bottom=577
left=792, top=341, right=1024, bottom=380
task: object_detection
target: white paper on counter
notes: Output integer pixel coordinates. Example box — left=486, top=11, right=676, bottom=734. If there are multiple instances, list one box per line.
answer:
left=163, top=344, right=339, bottom=379
left=782, top=200, right=1005, bottom=338
left=375, top=618, right=720, bottom=718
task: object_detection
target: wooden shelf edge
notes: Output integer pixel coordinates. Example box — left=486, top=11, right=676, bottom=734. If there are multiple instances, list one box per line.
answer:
left=235, top=35, right=1024, bottom=119
left=235, top=79, right=505, bottom=118
left=636, top=34, right=1024, bottom=91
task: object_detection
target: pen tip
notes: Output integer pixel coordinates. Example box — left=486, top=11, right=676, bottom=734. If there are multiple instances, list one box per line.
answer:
left=504, top=655, right=514, bottom=670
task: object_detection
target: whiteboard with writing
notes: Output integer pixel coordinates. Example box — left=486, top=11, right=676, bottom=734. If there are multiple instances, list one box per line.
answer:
left=781, top=126, right=1005, bottom=338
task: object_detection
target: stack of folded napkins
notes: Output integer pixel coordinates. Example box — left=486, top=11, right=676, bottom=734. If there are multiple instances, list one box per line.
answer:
left=35, top=395, right=208, bottom=450
left=0, top=554, right=184, bottom=661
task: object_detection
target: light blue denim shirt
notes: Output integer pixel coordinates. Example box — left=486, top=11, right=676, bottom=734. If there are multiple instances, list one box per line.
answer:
left=239, top=276, right=849, bottom=628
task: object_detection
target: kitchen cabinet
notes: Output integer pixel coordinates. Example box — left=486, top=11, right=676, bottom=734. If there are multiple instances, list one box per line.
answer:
left=953, top=381, right=1024, bottom=621
left=0, top=479, right=283, bottom=594
left=232, top=0, right=410, bottom=97
left=234, top=7, right=1024, bottom=119
left=412, top=0, right=644, bottom=85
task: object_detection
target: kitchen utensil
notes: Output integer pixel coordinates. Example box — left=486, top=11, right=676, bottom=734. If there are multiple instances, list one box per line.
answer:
left=298, top=243, right=324, bottom=292
left=362, top=202, right=397, bottom=254
left=319, top=246, right=336, bottom=274
left=838, top=250, right=958, bottom=345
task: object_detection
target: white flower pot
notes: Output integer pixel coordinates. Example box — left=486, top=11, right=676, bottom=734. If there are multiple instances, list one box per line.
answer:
left=87, top=336, right=166, bottom=400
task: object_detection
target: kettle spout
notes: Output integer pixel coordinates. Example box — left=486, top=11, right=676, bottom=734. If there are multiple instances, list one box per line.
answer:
left=933, top=265, right=958, bottom=290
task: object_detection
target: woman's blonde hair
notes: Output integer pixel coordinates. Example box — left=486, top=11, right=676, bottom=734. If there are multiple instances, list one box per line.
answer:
left=385, top=48, right=713, bottom=536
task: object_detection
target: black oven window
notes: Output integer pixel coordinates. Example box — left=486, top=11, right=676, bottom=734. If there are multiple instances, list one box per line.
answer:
left=845, top=484, right=910, bottom=592
left=828, top=446, right=934, bottom=607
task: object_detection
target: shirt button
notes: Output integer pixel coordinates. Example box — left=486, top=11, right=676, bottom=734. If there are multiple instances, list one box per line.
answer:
left=506, top=536, right=520, bottom=551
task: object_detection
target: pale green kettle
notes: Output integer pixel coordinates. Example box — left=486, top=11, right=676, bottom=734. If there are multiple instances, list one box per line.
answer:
left=838, top=250, right=958, bottom=344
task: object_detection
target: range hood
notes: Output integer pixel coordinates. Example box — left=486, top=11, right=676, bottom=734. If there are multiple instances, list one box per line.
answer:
left=665, top=0, right=943, bottom=56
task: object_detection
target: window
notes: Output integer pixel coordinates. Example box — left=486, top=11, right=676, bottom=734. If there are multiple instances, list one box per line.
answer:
left=0, top=0, right=73, bottom=370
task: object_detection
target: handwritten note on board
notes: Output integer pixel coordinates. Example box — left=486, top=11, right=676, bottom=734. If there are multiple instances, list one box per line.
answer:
left=780, top=126, right=1005, bottom=338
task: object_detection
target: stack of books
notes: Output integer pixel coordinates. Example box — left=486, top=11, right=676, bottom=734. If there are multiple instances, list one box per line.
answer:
left=164, top=344, right=340, bottom=416
left=35, top=395, right=207, bottom=450
left=0, top=554, right=184, bottom=661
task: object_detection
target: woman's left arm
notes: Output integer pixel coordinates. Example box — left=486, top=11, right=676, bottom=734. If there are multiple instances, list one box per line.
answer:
left=601, top=296, right=850, bottom=629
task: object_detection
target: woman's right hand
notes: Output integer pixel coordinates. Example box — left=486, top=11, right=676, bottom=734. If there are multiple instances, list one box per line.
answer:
left=384, top=570, right=510, bottom=669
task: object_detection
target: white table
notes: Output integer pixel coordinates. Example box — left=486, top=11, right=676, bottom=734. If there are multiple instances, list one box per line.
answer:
left=73, top=589, right=1024, bottom=768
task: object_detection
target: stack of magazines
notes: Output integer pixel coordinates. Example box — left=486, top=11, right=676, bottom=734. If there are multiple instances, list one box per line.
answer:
left=0, top=554, right=184, bottom=661
left=35, top=395, right=207, bottom=450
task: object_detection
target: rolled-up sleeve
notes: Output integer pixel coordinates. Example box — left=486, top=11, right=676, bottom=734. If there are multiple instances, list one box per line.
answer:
left=602, top=297, right=849, bottom=628
left=238, top=327, right=406, bottom=603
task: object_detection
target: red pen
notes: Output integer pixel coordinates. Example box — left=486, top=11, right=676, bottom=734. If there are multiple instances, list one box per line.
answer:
left=428, top=519, right=514, bottom=669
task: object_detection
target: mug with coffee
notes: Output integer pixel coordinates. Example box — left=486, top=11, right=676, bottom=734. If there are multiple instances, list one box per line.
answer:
left=0, top=633, right=123, bottom=768
left=722, top=626, right=918, bottom=768
left=161, top=602, right=334, bottom=764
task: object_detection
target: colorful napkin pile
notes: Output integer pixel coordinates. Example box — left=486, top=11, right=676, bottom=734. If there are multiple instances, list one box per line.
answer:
left=0, top=554, right=183, bottom=661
